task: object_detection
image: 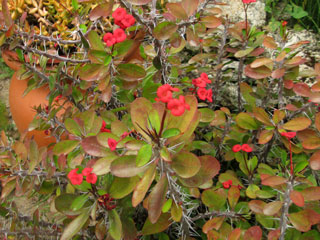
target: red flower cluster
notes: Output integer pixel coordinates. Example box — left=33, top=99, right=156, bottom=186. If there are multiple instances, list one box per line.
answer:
left=98, top=193, right=116, bottom=211
left=112, top=7, right=135, bottom=29
left=242, top=0, right=256, bottom=3
left=192, top=73, right=212, bottom=102
left=107, top=131, right=133, bottom=151
left=100, top=120, right=111, bottom=133
left=232, top=144, right=252, bottom=153
left=222, top=180, right=233, bottom=189
left=103, top=28, right=127, bottom=47
left=67, top=168, right=97, bottom=185
left=155, top=84, right=190, bottom=116
left=280, top=131, right=296, bottom=140
left=282, top=21, right=288, bottom=27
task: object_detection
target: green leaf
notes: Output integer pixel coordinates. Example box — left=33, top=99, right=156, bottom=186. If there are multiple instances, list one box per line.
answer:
left=153, top=22, right=178, bottom=41
left=141, top=213, right=171, bottom=235
left=65, top=118, right=82, bottom=137
left=72, top=0, right=78, bottom=10
left=235, top=113, right=259, bottom=130
left=109, top=176, right=140, bottom=199
left=70, top=194, right=89, bottom=211
left=28, top=140, right=39, bottom=174
left=282, top=117, right=311, bottom=131
left=87, top=31, right=105, bottom=51
left=202, top=189, right=226, bottom=210
left=162, top=128, right=181, bottom=138
left=53, top=140, right=79, bottom=155
left=148, top=175, right=168, bottom=224
left=114, top=40, right=134, bottom=57
left=201, top=16, right=222, bottom=29
left=117, top=63, right=146, bottom=81
left=60, top=210, right=89, bottom=240
left=92, top=155, right=117, bottom=175
left=162, top=199, right=173, bottom=213
left=172, top=151, right=201, bottom=178
left=109, top=209, right=122, bottom=240
left=291, top=4, right=308, bottom=19
left=199, top=108, right=215, bottom=123
left=136, top=144, right=153, bottom=167
left=111, top=155, right=148, bottom=177
left=132, top=165, right=156, bottom=207
left=235, top=47, right=254, bottom=58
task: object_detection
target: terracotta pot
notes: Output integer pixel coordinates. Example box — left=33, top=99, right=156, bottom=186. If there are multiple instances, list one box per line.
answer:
left=9, top=72, right=61, bottom=147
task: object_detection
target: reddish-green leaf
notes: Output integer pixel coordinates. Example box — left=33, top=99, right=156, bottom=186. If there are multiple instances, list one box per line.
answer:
left=253, top=107, right=273, bottom=126
left=310, top=150, right=320, bottom=170
left=81, top=136, right=109, bottom=157
left=250, top=58, right=273, bottom=68
left=201, top=16, right=222, bottom=28
left=126, top=0, right=151, bottom=5
left=244, top=65, right=272, bottom=79
left=302, top=135, right=320, bottom=149
left=282, top=117, right=311, bottom=131
left=166, top=3, right=188, bottom=20
left=1, top=179, right=15, bottom=199
left=2, top=0, right=13, bottom=27
left=153, top=22, right=178, bottom=41
left=202, top=217, right=225, bottom=234
left=92, top=155, right=118, bottom=175
left=181, top=0, right=199, bottom=16
left=148, top=175, right=168, bottom=224
left=53, top=140, right=79, bottom=155
left=301, top=187, right=320, bottom=201
left=290, top=190, right=305, bottom=207
left=235, top=113, right=259, bottom=130
left=248, top=200, right=266, bottom=214
left=272, top=110, right=285, bottom=124
left=263, top=36, right=277, bottom=49
left=132, top=165, right=156, bottom=207
left=199, top=108, right=215, bottom=123
left=272, top=68, right=285, bottom=79
left=293, top=83, right=310, bottom=97
left=267, top=229, right=280, bottom=240
left=261, top=175, right=287, bottom=186
left=117, top=63, right=146, bottom=81
left=228, top=228, right=242, bottom=240
left=111, top=155, right=148, bottom=177
left=78, top=64, right=108, bottom=81
left=288, top=210, right=311, bottom=232
left=141, top=213, right=171, bottom=235
left=244, top=226, right=262, bottom=240
left=258, top=130, right=274, bottom=144
left=89, top=2, right=114, bottom=21
left=263, top=201, right=282, bottom=216
left=172, top=151, right=201, bottom=178
left=179, top=155, right=220, bottom=187
left=315, top=113, right=320, bottom=131
left=228, top=186, right=240, bottom=209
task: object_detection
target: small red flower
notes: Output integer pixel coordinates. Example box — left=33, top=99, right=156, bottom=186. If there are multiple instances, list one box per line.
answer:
left=282, top=21, right=288, bottom=27
left=197, top=88, right=208, bottom=100
left=108, top=138, right=118, bottom=151
left=241, top=144, right=252, bottom=153
left=242, top=0, right=256, bottom=3
left=67, top=168, right=83, bottom=185
left=112, top=7, right=127, bottom=21
left=113, top=28, right=127, bottom=43
left=82, top=167, right=93, bottom=177
left=281, top=131, right=296, bottom=139
left=100, top=120, right=111, bottom=133
left=200, top=73, right=210, bottom=83
left=155, top=84, right=179, bottom=103
left=222, top=180, right=233, bottom=189
left=167, top=96, right=189, bottom=117
left=86, top=173, right=98, bottom=184
left=192, top=77, right=207, bottom=88
left=54, top=95, right=62, bottom=102
left=232, top=144, right=242, bottom=153
left=121, top=14, right=135, bottom=28
left=103, top=33, right=116, bottom=47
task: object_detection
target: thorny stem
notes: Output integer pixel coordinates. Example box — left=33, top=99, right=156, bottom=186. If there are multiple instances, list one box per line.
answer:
left=279, top=180, right=293, bottom=240
left=237, top=56, right=244, bottom=110
left=0, top=229, right=60, bottom=237
left=212, top=21, right=228, bottom=106
left=191, top=210, right=242, bottom=221
left=2, top=169, right=66, bottom=178
left=17, top=45, right=90, bottom=63
left=289, top=140, right=293, bottom=175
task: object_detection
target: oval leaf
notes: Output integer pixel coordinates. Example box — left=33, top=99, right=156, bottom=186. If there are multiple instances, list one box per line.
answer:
left=282, top=117, right=311, bottom=131
left=172, top=151, right=201, bottom=178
